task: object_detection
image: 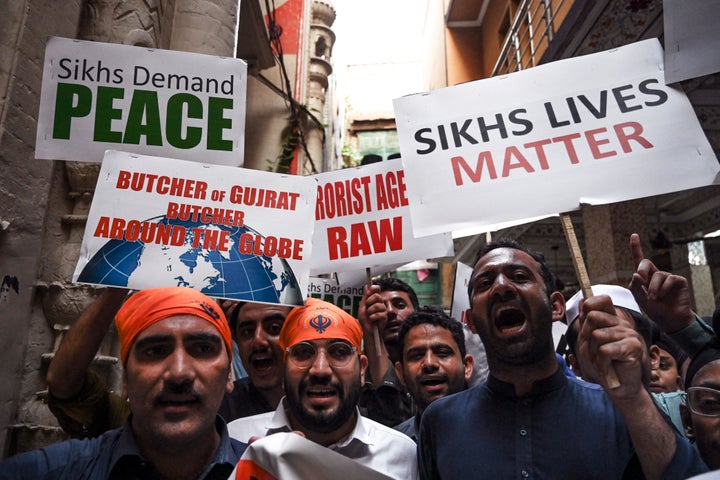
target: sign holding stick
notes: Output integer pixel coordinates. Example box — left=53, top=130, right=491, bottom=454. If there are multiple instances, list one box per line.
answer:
left=560, top=212, right=620, bottom=389
left=366, top=267, right=383, bottom=356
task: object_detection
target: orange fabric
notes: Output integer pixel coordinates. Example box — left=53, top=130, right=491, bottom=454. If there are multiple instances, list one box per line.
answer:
left=279, top=297, right=363, bottom=352
left=115, top=286, right=231, bottom=364
left=234, top=460, right=278, bottom=480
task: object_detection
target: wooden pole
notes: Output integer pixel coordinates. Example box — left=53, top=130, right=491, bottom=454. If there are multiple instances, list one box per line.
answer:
left=560, top=213, right=620, bottom=389
left=366, top=267, right=383, bottom=356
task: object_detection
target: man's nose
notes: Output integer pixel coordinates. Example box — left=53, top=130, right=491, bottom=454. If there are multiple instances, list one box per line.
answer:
left=253, top=326, right=270, bottom=347
left=422, top=351, right=440, bottom=371
left=491, top=274, right=515, bottom=298
left=308, top=349, right=333, bottom=377
left=165, top=348, right=196, bottom=383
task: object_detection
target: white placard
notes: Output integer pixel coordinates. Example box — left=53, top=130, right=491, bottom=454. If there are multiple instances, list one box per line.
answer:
left=394, top=39, right=719, bottom=237
left=307, top=276, right=365, bottom=318
left=37, top=37, right=247, bottom=165
left=310, top=159, right=453, bottom=275
left=664, top=0, right=720, bottom=84
left=229, top=432, right=394, bottom=480
left=73, top=151, right=316, bottom=305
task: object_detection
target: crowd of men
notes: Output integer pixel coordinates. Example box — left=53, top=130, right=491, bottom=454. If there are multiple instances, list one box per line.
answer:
left=1, top=233, right=720, bottom=479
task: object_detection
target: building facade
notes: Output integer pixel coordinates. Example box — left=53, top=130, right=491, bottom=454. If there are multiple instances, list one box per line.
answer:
left=0, top=0, right=337, bottom=457
left=430, top=0, right=720, bottom=309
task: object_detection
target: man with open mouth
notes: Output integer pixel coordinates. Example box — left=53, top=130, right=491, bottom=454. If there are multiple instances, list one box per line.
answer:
left=219, top=302, right=292, bottom=421
left=393, top=305, right=473, bottom=442
left=417, top=239, right=707, bottom=480
left=228, top=297, right=417, bottom=479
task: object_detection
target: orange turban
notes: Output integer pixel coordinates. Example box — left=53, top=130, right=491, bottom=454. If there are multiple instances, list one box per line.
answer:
left=115, top=286, right=231, bottom=364
left=279, top=297, right=363, bottom=353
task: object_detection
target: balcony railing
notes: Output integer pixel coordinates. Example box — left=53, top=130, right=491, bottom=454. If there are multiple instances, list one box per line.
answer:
left=492, top=0, right=568, bottom=76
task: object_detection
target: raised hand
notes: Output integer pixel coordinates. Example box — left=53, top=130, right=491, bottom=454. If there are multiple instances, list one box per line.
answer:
left=628, top=233, right=694, bottom=333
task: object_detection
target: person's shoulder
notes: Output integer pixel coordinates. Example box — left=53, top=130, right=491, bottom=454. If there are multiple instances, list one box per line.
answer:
left=227, top=411, right=275, bottom=443
left=394, top=416, right=414, bottom=432
left=0, top=427, right=121, bottom=477
left=424, top=385, right=478, bottom=418
left=229, top=376, right=253, bottom=395
left=566, top=376, right=606, bottom=394
left=361, top=415, right=416, bottom=448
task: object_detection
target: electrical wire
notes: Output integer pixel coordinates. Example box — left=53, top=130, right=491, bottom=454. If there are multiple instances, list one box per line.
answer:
left=262, top=0, right=321, bottom=174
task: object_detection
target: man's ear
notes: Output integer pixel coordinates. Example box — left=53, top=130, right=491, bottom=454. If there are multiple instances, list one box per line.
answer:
left=394, top=360, right=407, bottom=387
left=463, top=309, right=477, bottom=334
left=649, top=345, right=661, bottom=370
left=463, top=354, right=475, bottom=382
left=550, top=291, right=566, bottom=323
left=680, top=403, right=695, bottom=441
left=359, top=354, right=368, bottom=385
left=226, top=366, right=234, bottom=394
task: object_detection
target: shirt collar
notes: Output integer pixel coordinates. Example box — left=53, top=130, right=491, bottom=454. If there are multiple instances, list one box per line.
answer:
left=110, top=416, right=239, bottom=474
left=486, top=366, right=567, bottom=398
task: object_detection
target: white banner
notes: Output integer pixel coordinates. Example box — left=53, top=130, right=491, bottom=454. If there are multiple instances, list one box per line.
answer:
left=73, top=151, right=316, bottom=305
left=37, top=37, right=247, bottom=165
left=664, top=0, right=720, bottom=84
left=394, top=39, right=719, bottom=237
left=229, top=433, right=393, bottom=480
left=450, top=261, right=472, bottom=325
left=307, top=276, right=365, bottom=318
left=310, top=159, right=453, bottom=275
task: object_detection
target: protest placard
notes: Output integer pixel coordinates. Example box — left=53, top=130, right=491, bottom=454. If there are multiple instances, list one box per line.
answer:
left=229, top=433, right=393, bottom=480
left=334, top=262, right=406, bottom=288
left=37, top=37, right=247, bottom=165
left=450, top=261, right=472, bottom=326
left=664, top=0, right=720, bottom=84
left=310, top=159, right=453, bottom=276
left=394, top=39, right=719, bottom=238
left=73, top=150, right=316, bottom=304
left=307, top=276, right=365, bottom=318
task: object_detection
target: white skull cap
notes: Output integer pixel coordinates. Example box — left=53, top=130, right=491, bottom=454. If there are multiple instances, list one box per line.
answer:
left=565, top=284, right=641, bottom=327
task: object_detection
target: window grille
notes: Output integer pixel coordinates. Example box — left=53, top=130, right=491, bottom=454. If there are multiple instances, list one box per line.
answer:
left=492, top=0, right=567, bottom=76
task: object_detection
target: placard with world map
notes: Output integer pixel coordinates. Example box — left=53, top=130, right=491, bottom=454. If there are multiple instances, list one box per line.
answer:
left=73, top=150, right=317, bottom=305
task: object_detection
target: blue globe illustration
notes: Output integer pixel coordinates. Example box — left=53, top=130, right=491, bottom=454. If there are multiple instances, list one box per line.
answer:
left=77, top=216, right=303, bottom=304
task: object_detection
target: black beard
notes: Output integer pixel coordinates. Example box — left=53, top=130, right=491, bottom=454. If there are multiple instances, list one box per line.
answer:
left=285, top=375, right=361, bottom=434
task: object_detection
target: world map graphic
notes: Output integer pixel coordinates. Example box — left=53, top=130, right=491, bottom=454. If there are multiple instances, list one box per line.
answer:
left=77, top=216, right=303, bottom=304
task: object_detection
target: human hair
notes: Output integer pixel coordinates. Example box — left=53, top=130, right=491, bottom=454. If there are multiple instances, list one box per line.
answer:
left=396, top=305, right=466, bottom=362
left=654, top=330, right=689, bottom=369
left=467, top=239, right=557, bottom=303
left=374, top=276, right=420, bottom=310
left=228, top=301, right=247, bottom=332
left=565, top=306, right=655, bottom=355
left=685, top=337, right=720, bottom=390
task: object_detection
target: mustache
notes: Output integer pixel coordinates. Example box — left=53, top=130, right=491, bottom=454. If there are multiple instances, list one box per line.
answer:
left=152, top=380, right=202, bottom=404
left=300, top=377, right=344, bottom=394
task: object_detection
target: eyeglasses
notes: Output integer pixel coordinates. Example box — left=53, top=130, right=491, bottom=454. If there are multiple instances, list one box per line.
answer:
left=286, top=341, right=358, bottom=368
left=686, top=387, right=720, bottom=417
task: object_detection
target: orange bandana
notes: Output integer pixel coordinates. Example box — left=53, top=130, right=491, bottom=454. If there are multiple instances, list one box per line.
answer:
left=279, top=297, right=363, bottom=353
left=115, top=286, right=231, bottom=364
